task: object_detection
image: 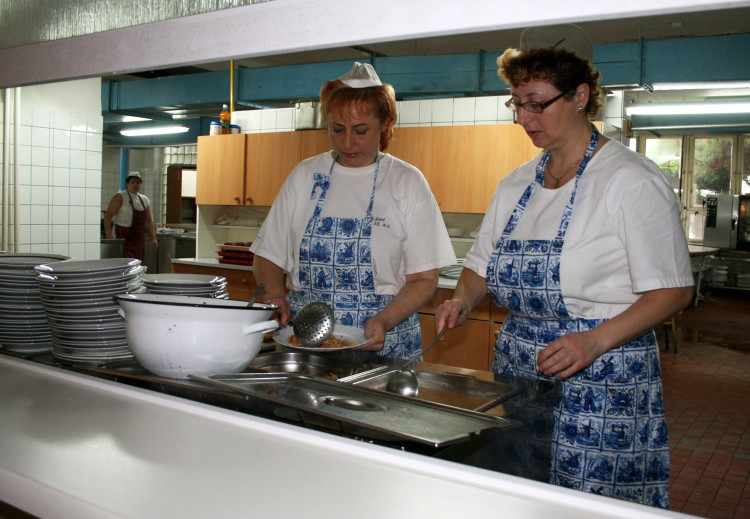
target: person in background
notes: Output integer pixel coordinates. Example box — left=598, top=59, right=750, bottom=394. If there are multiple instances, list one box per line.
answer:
left=434, top=25, right=694, bottom=508
left=103, top=171, right=158, bottom=263
left=251, top=62, right=456, bottom=358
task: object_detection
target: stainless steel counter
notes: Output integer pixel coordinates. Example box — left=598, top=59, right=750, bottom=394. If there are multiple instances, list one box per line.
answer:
left=0, top=354, right=684, bottom=519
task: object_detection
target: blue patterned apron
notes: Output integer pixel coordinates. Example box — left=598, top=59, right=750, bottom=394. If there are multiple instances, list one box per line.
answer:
left=486, top=129, right=670, bottom=508
left=287, top=154, right=422, bottom=359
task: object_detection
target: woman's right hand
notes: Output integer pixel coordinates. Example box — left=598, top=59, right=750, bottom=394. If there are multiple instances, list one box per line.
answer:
left=434, top=299, right=470, bottom=335
left=265, top=297, right=291, bottom=325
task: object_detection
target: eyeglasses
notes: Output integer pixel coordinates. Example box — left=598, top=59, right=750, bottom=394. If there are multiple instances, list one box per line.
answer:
left=504, top=88, right=575, bottom=113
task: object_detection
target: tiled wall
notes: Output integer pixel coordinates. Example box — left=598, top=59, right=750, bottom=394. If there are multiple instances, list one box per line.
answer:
left=0, top=101, right=103, bottom=259
left=230, top=94, right=624, bottom=138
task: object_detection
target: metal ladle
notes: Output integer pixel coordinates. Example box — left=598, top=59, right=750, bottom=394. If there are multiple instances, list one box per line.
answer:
left=247, top=282, right=265, bottom=307
left=385, top=328, right=448, bottom=398
left=292, top=301, right=335, bottom=347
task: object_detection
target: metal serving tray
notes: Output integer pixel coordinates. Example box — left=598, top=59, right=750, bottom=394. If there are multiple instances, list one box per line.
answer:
left=349, top=369, right=524, bottom=414
left=191, top=372, right=519, bottom=448
left=249, top=351, right=394, bottom=381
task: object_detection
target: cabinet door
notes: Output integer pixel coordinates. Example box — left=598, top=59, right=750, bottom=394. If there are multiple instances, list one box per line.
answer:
left=165, top=166, right=183, bottom=223
left=388, top=125, right=540, bottom=213
left=419, top=314, right=490, bottom=371
left=244, top=132, right=301, bottom=206
left=300, top=129, right=332, bottom=160
left=196, top=134, right=246, bottom=205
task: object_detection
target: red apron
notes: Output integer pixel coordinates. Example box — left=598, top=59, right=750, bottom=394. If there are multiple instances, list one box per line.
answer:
left=115, top=192, right=148, bottom=262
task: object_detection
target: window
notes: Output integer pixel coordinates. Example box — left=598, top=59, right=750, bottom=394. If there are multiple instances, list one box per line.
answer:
left=643, top=137, right=682, bottom=199
left=743, top=136, right=750, bottom=195
left=691, top=137, right=732, bottom=207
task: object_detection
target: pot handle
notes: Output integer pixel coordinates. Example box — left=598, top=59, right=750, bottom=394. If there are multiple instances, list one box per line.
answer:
left=243, top=320, right=279, bottom=336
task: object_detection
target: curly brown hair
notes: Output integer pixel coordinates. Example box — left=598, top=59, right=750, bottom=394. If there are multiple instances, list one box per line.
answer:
left=497, top=47, right=602, bottom=119
left=319, top=80, right=397, bottom=151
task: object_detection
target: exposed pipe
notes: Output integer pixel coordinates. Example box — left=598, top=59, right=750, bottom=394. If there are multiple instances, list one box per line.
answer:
left=2, top=88, right=9, bottom=251
left=230, top=59, right=235, bottom=114
left=13, top=88, right=20, bottom=251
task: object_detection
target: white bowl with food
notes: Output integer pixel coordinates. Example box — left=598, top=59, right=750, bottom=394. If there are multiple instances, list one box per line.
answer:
left=116, top=293, right=279, bottom=379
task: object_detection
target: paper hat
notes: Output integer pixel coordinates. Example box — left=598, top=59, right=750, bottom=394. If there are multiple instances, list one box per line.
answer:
left=338, top=62, right=382, bottom=88
left=125, top=171, right=142, bottom=182
left=520, top=24, right=593, bottom=62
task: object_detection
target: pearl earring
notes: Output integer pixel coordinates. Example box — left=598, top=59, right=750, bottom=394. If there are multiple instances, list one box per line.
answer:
left=578, top=106, right=585, bottom=112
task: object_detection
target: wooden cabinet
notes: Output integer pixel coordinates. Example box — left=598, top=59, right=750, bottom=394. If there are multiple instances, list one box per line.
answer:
left=171, top=263, right=258, bottom=301
left=417, top=288, right=496, bottom=371
left=244, top=132, right=301, bottom=206
left=387, top=125, right=540, bottom=213
left=196, top=134, right=246, bottom=205
left=196, top=132, right=301, bottom=206
left=196, top=125, right=539, bottom=213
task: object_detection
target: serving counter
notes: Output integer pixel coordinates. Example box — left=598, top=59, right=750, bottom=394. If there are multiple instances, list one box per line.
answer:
left=0, top=354, right=688, bottom=519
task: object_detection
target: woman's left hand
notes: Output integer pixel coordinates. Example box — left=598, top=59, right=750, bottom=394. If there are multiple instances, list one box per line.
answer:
left=357, top=317, right=387, bottom=351
left=536, top=330, right=605, bottom=379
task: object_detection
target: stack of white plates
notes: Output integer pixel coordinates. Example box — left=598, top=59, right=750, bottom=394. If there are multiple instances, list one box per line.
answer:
left=0, top=253, right=70, bottom=354
left=712, top=265, right=729, bottom=287
left=143, top=274, right=228, bottom=298
left=35, top=258, right=146, bottom=363
left=736, top=273, right=750, bottom=289
left=440, top=258, right=465, bottom=279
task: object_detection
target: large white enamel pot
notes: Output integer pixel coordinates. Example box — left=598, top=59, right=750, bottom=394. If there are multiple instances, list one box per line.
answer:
left=116, top=293, right=279, bottom=379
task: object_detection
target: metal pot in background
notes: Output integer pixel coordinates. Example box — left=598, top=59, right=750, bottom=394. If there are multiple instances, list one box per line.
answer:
left=100, top=238, right=124, bottom=259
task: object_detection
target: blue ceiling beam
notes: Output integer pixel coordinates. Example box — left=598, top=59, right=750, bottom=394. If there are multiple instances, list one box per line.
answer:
left=103, top=33, right=750, bottom=114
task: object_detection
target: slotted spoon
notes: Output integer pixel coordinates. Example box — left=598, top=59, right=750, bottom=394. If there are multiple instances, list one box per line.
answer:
left=292, top=301, right=335, bottom=347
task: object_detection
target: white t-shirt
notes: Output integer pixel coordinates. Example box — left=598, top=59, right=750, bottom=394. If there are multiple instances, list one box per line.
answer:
left=251, top=152, right=456, bottom=295
left=464, top=139, right=694, bottom=319
left=113, top=190, right=151, bottom=228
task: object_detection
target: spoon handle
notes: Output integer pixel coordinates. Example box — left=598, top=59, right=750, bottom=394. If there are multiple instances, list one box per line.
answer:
left=247, top=282, right=265, bottom=307
left=407, top=327, right=448, bottom=363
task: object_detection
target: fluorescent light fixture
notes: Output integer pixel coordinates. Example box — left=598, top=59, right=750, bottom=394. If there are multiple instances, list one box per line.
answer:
left=652, top=81, right=750, bottom=91
left=120, top=115, right=152, bottom=122
left=626, top=102, right=750, bottom=116
left=120, top=126, right=189, bottom=136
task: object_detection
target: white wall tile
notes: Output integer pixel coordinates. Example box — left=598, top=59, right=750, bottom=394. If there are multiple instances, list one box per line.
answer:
left=85, top=206, right=100, bottom=223
left=85, top=188, right=100, bottom=206
left=69, top=242, right=87, bottom=261
left=70, top=205, right=86, bottom=224
left=84, top=241, right=100, bottom=260
left=85, top=151, right=101, bottom=170
left=418, top=100, right=433, bottom=124
left=31, top=146, right=50, bottom=167
left=244, top=110, right=262, bottom=132
left=53, top=111, right=71, bottom=131
left=51, top=205, right=69, bottom=224
left=30, top=186, right=49, bottom=205
left=51, top=186, right=69, bottom=205
left=51, top=167, right=70, bottom=187
left=71, top=113, right=88, bottom=132
left=68, top=224, right=85, bottom=243
left=475, top=96, right=499, bottom=122
left=31, top=107, right=50, bottom=127
left=85, top=224, right=100, bottom=242
left=30, top=166, right=49, bottom=186
left=276, top=108, right=294, bottom=131
left=29, top=224, right=49, bottom=244
left=17, top=225, right=31, bottom=245
left=85, top=169, right=102, bottom=189
left=69, top=187, right=86, bottom=206
left=432, top=99, right=453, bottom=123
left=52, top=225, right=69, bottom=244
left=52, top=148, right=71, bottom=169
left=16, top=185, right=31, bottom=205
left=31, top=126, right=50, bottom=147
left=18, top=125, right=31, bottom=146
left=53, top=129, right=70, bottom=148
left=453, top=98, right=476, bottom=123
left=260, top=110, right=277, bottom=131
left=70, top=150, right=86, bottom=169
left=87, top=115, right=103, bottom=134
left=70, top=131, right=87, bottom=150
left=16, top=164, right=31, bottom=184
left=69, top=168, right=86, bottom=188
left=30, top=205, right=49, bottom=224
left=399, top=100, right=420, bottom=125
